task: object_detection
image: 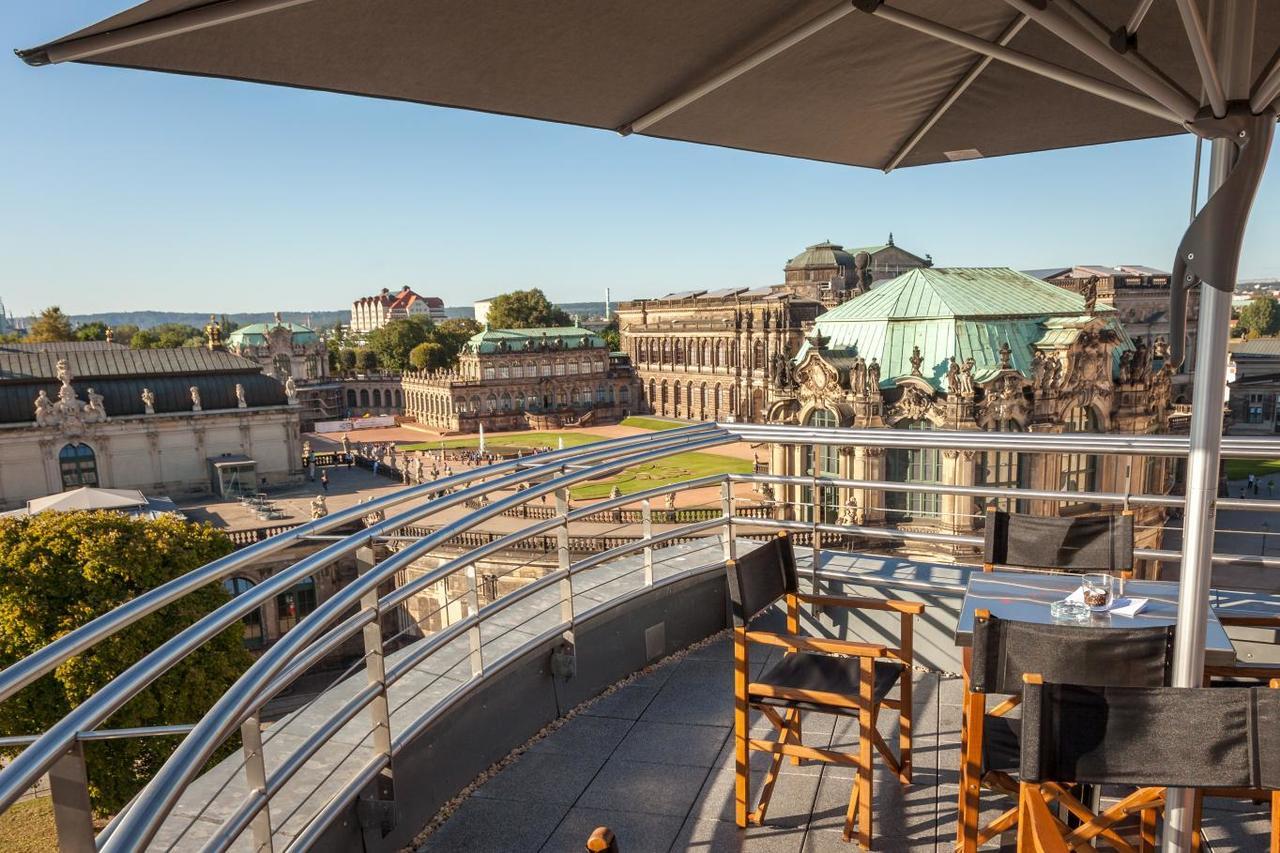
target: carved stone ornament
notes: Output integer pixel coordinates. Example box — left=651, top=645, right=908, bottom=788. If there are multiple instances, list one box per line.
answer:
left=977, top=374, right=1030, bottom=430
left=888, top=384, right=941, bottom=424
left=909, top=345, right=924, bottom=377
left=141, top=388, right=156, bottom=414
left=190, top=386, right=203, bottom=411
left=311, top=494, right=329, bottom=519
left=235, top=383, right=248, bottom=408
left=34, top=360, right=104, bottom=434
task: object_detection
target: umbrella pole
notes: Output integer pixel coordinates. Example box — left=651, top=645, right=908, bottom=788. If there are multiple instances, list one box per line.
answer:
left=1163, top=2, right=1258, bottom=850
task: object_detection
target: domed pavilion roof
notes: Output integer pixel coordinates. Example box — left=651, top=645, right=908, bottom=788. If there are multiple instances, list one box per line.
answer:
left=785, top=241, right=857, bottom=270
left=227, top=319, right=320, bottom=348
left=795, top=267, right=1132, bottom=391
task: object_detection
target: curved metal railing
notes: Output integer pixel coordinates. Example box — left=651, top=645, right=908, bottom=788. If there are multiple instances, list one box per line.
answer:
left=3, top=421, right=1280, bottom=851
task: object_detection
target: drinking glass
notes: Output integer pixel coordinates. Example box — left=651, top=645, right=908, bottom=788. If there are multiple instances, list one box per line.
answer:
left=1082, top=573, right=1112, bottom=611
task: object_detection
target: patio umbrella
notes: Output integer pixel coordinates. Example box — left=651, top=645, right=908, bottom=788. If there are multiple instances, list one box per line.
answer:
left=17, top=1, right=1280, bottom=849
left=25, top=486, right=148, bottom=514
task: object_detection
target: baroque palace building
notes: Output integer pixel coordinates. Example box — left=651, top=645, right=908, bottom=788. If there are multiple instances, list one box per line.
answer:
left=225, top=313, right=342, bottom=429
left=763, top=267, right=1178, bottom=567
left=615, top=237, right=931, bottom=423
left=402, top=325, right=638, bottom=433
left=0, top=335, right=302, bottom=509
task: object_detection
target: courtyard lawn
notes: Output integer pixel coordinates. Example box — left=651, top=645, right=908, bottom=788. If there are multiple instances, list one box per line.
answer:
left=568, top=451, right=752, bottom=500
left=399, top=432, right=597, bottom=454
left=0, top=798, right=57, bottom=853
left=1224, top=458, right=1280, bottom=480
left=619, top=416, right=684, bottom=431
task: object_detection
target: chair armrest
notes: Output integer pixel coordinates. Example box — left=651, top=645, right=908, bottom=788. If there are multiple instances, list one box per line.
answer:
left=745, top=630, right=887, bottom=658
left=797, top=593, right=925, bottom=615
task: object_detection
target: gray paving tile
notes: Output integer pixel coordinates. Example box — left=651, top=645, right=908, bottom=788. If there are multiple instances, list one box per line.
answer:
left=613, top=720, right=730, bottom=767
left=578, top=757, right=710, bottom=817
left=529, top=714, right=635, bottom=757
left=583, top=676, right=667, bottom=720
left=671, top=816, right=806, bottom=852
left=691, top=761, right=821, bottom=826
left=538, top=807, right=683, bottom=853
left=415, top=795, right=566, bottom=852
left=472, top=751, right=608, bottom=805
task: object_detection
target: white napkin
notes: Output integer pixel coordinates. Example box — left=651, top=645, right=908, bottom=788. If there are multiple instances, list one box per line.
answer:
left=1064, top=586, right=1148, bottom=616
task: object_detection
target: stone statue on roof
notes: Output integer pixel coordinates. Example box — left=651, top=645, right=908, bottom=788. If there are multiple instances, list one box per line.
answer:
left=141, top=387, right=155, bottom=414
left=190, top=386, right=202, bottom=411
left=56, top=358, right=71, bottom=385
left=284, top=375, right=299, bottom=405
left=33, top=389, right=56, bottom=427
left=867, top=358, right=882, bottom=397
left=851, top=356, right=867, bottom=396
left=311, top=494, right=328, bottom=519
left=235, top=383, right=248, bottom=408
left=959, top=357, right=976, bottom=397
left=945, top=357, right=962, bottom=394
left=1082, top=276, right=1099, bottom=314
left=909, top=345, right=924, bottom=377
left=999, top=341, right=1012, bottom=370
left=83, top=388, right=107, bottom=423
left=205, top=315, right=223, bottom=350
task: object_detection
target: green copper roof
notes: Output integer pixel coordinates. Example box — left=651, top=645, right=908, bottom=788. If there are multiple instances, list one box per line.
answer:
left=797, top=267, right=1131, bottom=391
left=785, top=241, right=855, bottom=269
left=466, top=326, right=606, bottom=354
left=226, top=321, right=319, bottom=347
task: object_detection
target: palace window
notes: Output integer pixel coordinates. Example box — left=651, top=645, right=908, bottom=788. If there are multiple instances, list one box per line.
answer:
left=498, top=365, right=509, bottom=379
left=541, top=363, right=552, bottom=377
left=501, top=392, right=512, bottom=411
left=511, top=364, right=523, bottom=378
left=1060, top=406, right=1100, bottom=508
left=801, top=409, right=841, bottom=522
left=567, top=362, right=579, bottom=375
left=620, top=385, right=631, bottom=404
left=753, top=340, right=766, bottom=370
left=359, top=389, right=369, bottom=407
left=276, top=577, right=317, bottom=634
left=581, top=360, right=593, bottom=374
left=59, top=443, right=98, bottom=489
left=1247, top=392, right=1266, bottom=424
left=486, top=393, right=498, bottom=413
left=554, top=362, right=566, bottom=376
left=372, top=389, right=382, bottom=407
left=885, top=420, right=941, bottom=522
left=980, top=421, right=1029, bottom=513
left=223, top=576, right=265, bottom=649
left=483, top=366, right=496, bottom=380
left=596, top=386, right=607, bottom=403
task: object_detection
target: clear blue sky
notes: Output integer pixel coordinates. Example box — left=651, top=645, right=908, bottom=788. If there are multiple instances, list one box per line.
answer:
left=4, top=3, right=1280, bottom=315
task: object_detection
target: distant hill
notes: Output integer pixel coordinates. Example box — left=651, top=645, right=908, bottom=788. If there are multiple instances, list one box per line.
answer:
left=38, top=301, right=610, bottom=330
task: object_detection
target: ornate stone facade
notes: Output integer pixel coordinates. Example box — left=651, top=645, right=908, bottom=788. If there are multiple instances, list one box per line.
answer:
left=0, top=341, right=302, bottom=509
left=226, top=315, right=341, bottom=429
left=764, top=267, right=1177, bottom=568
left=402, top=326, right=638, bottom=433
left=615, top=289, right=823, bottom=423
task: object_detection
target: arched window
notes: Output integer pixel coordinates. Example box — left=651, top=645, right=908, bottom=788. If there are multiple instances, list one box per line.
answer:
left=346, top=389, right=357, bottom=408
left=885, top=420, right=941, bottom=521
left=273, top=353, right=292, bottom=379
left=715, top=340, right=725, bottom=368
left=372, top=389, right=382, bottom=407
left=359, top=389, right=370, bottom=407
left=648, top=379, right=656, bottom=413
left=276, top=577, right=317, bottom=634
left=500, top=392, right=512, bottom=411
left=753, top=340, right=766, bottom=370
left=59, top=443, right=98, bottom=489
left=1060, top=406, right=1100, bottom=508
left=486, top=393, right=498, bottom=413
left=223, top=576, right=265, bottom=649
left=802, top=410, right=841, bottom=522
left=469, top=395, right=481, bottom=413
left=980, top=421, right=1030, bottom=513
left=394, top=389, right=403, bottom=408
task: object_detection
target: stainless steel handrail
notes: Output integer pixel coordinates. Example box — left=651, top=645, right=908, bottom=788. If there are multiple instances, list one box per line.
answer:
left=6, top=421, right=1280, bottom=851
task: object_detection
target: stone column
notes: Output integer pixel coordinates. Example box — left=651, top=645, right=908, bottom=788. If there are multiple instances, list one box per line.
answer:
left=863, top=447, right=886, bottom=523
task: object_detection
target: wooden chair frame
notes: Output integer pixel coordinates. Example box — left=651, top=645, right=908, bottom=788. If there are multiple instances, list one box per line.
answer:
left=1014, top=675, right=1280, bottom=853
left=956, top=612, right=1169, bottom=853
left=731, top=562, right=924, bottom=848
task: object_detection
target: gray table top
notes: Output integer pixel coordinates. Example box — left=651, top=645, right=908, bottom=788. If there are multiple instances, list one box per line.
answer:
left=954, top=570, right=1238, bottom=667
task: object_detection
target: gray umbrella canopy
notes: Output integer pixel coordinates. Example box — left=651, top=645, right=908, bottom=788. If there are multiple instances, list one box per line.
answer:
left=16, top=1, right=1280, bottom=170
left=13, top=2, right=1280, bottom=851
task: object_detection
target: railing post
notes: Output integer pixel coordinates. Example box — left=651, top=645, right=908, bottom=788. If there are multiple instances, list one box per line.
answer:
left=556, top=485, right=574, bottom=642
left=239, top=715, right=273, bottom=853
left=355, top=546, right=396, bottom=839
left=49, top=741, right=94, bottom=853
left=721, top=479, right=736, bottom=561
left=464, top=562, right=484, bottom=677
left=641, top=499, right=654, bottom=586
left=811, top=478, right=821, bottom=593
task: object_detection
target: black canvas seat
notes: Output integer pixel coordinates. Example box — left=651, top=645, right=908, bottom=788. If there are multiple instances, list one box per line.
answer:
left=725, top=532, right=924, bottom=847
left=982, top=508, right=1134, bottom=576
left=957, top=612, right=1174, bottom=852
left=1016, top=677, right=1280, bottom=853
left=754, top=652, right=903, bottom=716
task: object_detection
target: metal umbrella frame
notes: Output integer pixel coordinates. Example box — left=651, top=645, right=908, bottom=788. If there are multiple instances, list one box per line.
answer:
left=15, top=1, right=1280, bottom=849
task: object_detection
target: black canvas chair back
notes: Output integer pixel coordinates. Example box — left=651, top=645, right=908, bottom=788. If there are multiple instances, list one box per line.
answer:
left=1020, top=681, right=1280, bottom=790
left=970, top=614, right=1173, bottom=695
left=984, top=509, right=1133, bottom=573
left=725, top=534, right=797, bottom=627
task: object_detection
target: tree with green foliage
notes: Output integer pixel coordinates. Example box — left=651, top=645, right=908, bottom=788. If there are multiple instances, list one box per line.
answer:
left=26, top=307, right=75, bottom=343
left=111, top=324, right=140, bottom=344
left=409, top=340, right=446, bottom=371
left=601, top=319, right=621, bottom=352
left=340, top=349, right=358, bottom=372
left=485, top=289, right=571, bottom=329
left=128, top=323, right=203, bottom=349
left=365, top=318, right=431, bottom=370
left=1238, top=295, right=1280, bottom=339
left=0, top=512, right=251, bottom=815
left=357, top=348, right=380, bottom=372
left=74, top=321, right=110, bottom=342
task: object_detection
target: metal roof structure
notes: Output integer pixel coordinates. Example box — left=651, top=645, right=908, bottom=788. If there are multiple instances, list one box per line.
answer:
left=225, top=321, right=319, bottom=347
left=795, top=266, right=1130, bottom=389
left=465, top=326, right=607, bottom=355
